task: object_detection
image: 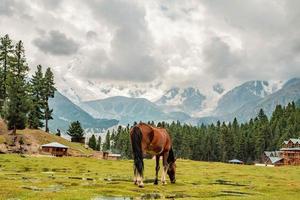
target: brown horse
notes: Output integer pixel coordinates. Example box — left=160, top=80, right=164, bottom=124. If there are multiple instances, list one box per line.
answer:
left=130, top=122, right=176, bottom=188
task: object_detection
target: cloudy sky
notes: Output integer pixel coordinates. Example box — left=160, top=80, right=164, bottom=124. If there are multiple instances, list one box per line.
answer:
left=0, top=0, right=300, bottom=100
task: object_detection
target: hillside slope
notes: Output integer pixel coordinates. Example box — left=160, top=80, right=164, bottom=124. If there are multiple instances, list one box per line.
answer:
left=0, top=121, right=92, bottom=156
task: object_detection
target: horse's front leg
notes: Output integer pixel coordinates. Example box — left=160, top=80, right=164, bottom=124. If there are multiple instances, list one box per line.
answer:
left=161, top=152, right=169, bottom=185
left=154, top=155, right=160, bottom=185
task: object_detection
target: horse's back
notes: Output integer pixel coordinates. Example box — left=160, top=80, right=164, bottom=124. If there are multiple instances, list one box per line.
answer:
left=132, top=123, right=172, bottom=155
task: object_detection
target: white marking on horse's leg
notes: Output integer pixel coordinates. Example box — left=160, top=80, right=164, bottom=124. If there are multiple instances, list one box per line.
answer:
left=161, top=169, right=165, bottom=184
left=162, top=165, right=169, bottom=185
left=137, top=174, right=144, bottom=188
left=133, top=166, right=137, bottom=184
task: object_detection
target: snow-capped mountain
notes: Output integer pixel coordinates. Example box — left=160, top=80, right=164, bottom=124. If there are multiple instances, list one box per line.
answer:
left=57, top=71, right=164, bottom=104
left=214, top=80, right=283, bottom=116
left=155, top=87, right=206, bottom=115
left=82, top=96, right=170, bottom=125
left=226, top=78, right=300, bottom=122
left=50, top=75, right=300, bottom=129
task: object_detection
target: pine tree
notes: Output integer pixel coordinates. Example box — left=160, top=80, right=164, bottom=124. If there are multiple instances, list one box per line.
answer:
left=252, top=109, right=270, bottom=160
left=103, top=130, right=111, bottom=151
left=96, top=136, right=101, bottom=151
left=0, top=34, right=13, bottom=113
left=88, top=134, right=97, bottom=150
left=67, top=121, right=84, bottom=140
left=28, top=65, right=44, bottom=129
left=42, top=67, right=56, bottom=132
left=219, top=122, right=234, bottom=161
left=4, top=41, right=29, bottom=133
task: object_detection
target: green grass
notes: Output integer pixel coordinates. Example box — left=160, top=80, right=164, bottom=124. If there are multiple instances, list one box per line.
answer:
left=0, top=154, right=299, bottom=200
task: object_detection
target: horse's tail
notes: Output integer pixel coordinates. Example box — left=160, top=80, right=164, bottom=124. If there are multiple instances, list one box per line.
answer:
left=167, top=146, right=175, bottom=163
left=131, top=126, right=144, bottom=177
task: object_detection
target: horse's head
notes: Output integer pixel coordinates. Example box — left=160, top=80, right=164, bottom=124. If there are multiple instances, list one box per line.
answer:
left=167, top=159, right=176, bottom=183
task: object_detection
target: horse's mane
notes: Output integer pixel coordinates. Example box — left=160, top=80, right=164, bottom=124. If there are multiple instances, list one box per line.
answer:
left=167, top=147, right=176, bottom=163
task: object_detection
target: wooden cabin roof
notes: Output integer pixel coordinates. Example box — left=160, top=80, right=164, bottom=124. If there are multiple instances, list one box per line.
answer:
left=267, top=156, right=283, bottom=164
left=280, top=147, right=300, bottom=151
left=228, top=159, right=243, bottom=163
left=41, top=142, right=69, bottom=148
left=289, top=138, right=300, bottom=144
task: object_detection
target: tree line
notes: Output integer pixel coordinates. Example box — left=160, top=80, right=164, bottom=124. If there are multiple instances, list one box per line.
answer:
left=103, top=101, right=300, bottom=163
left=0, top=34, right=56, bottom=133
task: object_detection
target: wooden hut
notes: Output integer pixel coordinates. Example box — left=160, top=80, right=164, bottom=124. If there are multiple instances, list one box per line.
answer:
left=41, top=142, right=68, bottom=157
left=102, top=151, right=121, bottom=160
left=108, top=153, right=121, bottom=160
left=280, top=138, right=300, bottom=165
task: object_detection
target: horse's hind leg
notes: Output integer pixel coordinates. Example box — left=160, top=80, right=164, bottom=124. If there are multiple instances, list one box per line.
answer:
left=154, top=155, right=160, bottom=185
left=133, top=165, right=137, bottom=185
left=134, top=164, right=144, bottom=187
left=161, top=152, right=169, bottom=185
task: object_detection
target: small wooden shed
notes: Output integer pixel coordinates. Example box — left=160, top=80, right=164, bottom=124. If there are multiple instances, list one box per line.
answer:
left=102, top=151, right=121, bottom=160
left=108, top=153, right=121, bottom=160
left=41, top=142, right=68, bottom=157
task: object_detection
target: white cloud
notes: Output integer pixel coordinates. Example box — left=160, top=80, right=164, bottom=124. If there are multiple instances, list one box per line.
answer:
left=0, top=0, right=299, bottom=100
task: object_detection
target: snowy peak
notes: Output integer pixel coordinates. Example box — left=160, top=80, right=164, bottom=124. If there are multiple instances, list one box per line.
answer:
left=156, top=87, right=206, bottom=114
left=214, top=80, right=283, bottom=116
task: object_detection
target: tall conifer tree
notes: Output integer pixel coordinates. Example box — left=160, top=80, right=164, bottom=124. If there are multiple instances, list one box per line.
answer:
left=42, top=67, right=56, bottom=132
left=0, top=34, right=13, bottom=113
left=4, top=41, right=29, bottom=132
left=28, top=65, right=44, bottom=129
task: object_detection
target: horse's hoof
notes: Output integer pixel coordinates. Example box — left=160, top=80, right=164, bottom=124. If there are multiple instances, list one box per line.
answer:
left=154, top=180, right=158, bottom=185
left=162, top=181, right=167, bottom=185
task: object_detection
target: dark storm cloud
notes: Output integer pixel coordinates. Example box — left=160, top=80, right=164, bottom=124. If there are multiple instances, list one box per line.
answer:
left=33, top=30, right=79, bottom=56
left=83, top=0, right=161, bottom=82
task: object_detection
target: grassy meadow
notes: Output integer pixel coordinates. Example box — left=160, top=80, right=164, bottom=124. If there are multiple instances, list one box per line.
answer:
left=0, top=154, right=299, bottom=200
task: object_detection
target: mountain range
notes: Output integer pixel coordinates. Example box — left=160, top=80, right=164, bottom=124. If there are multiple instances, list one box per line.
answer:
left=49, top=78, right=300, bottom=133
left=49, top=91, right=118, bottom=133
